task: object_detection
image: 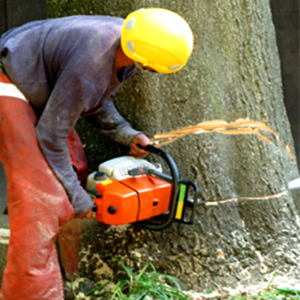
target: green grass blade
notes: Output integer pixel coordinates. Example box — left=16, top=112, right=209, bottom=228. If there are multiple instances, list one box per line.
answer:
left=133, top=291, right=148, bottom=300
left=275, top=287, right=300, bottom=295
left=136, top=263, right=150, bottom=281
left=264, top=273, right=277, bottom=293
left=84, top=281, right=111, bottom=296
left=70, top=274, right=80, bottom=300
left=161, top=284, right=193, bottom=300
left=118, top=259, right=135, bottom=279
left=148, top=263, right=158, bottom=272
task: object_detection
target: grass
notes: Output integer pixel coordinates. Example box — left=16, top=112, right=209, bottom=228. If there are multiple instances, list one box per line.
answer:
left=227, top=273, right=300, bottom=300
left=228, top=286, right=300, bottom=300
left=71, top=258, right=193, bottom=300
left=71, top=263, right=300, bottom=300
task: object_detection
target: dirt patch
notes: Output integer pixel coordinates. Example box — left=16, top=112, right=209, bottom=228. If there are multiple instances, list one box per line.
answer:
left=185, top=273, right=300, bottom=299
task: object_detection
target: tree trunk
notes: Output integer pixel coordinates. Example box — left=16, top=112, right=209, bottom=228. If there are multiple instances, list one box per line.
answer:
left=48, top=0, right=300, bottom=291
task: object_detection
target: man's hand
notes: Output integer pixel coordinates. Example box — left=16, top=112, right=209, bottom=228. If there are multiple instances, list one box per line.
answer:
left=129, top=133, right=151, bottom=157
left=77, top=207, right=93, bottom=219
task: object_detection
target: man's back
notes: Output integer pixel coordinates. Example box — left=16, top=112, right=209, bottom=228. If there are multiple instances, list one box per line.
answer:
left=0, top=15, right=124, bottom=112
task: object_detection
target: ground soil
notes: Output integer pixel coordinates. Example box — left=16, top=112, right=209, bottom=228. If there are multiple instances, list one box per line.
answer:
left=185, top=273, right=300, bottom=299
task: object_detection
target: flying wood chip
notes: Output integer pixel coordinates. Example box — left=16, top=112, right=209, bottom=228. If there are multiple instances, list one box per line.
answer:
left=150, top=118, right=295, bottom=163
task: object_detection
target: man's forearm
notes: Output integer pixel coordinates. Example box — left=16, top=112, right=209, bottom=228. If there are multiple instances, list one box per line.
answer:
left=85, top=98, right=142, bottom=145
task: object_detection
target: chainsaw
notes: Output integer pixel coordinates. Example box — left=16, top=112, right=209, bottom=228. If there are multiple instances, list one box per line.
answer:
left=86, top=144, right=200, bottom=231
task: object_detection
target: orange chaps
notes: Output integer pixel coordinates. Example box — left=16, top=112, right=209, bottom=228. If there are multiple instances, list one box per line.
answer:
left=0, top=72, right=88, bottom=299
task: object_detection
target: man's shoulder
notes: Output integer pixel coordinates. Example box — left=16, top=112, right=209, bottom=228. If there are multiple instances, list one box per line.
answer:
left=52, top=15, right=124, bottom=32
left=1, top=15, right=124, bottom=43
left=45, top=15, right=124, bottom=48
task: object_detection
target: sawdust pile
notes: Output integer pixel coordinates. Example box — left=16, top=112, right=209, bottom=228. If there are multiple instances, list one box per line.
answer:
left=185, top=274, right=299, bottom=300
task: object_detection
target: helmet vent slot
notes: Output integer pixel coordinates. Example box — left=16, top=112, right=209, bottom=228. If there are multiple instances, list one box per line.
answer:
left=126, top=41, right=135, bottom=53
left=125, top=18, right=136, bottom=30
left=168, top=64, right=181, bottom=71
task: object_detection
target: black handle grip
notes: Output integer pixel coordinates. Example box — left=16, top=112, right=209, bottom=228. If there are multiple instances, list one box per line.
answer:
left=135, top=144, right=181, bottom=231
left=137, top=143, right=163, bottom=155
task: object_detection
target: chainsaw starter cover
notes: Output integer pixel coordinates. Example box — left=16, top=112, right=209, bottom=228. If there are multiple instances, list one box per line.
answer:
left=94, top=175, right=172, bottom=225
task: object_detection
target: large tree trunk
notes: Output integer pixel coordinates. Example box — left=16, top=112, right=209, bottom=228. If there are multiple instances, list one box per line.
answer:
left=48, top=0, right=300, bottom=291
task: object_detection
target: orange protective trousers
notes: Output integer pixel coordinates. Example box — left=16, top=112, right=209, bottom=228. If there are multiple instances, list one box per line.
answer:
left=0, top=72, right=88, bottom=299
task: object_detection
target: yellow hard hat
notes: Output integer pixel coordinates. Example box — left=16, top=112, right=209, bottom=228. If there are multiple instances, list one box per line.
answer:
left=121, top=8, right=194, bottom=74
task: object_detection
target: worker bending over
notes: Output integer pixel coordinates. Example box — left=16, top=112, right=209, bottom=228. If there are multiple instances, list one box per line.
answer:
left=0, top=8, right=193, bottom=300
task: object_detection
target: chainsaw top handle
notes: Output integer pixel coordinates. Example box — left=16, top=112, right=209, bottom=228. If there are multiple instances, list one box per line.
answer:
left=135, top=144, right=180, bottom=231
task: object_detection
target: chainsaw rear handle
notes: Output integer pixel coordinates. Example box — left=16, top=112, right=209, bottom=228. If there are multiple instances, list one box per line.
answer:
left=135, top=144, right=180, bottom=231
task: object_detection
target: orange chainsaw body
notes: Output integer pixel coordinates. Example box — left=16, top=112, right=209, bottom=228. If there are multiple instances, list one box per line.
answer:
left=94, top=175, right=172, bottom=225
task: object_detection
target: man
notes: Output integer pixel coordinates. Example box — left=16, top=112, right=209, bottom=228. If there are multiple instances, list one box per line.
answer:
left=0, top=7, right=194, bottom=300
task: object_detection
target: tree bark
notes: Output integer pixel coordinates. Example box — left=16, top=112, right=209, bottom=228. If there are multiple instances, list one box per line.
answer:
left=48, top=0, right=300, bottom=291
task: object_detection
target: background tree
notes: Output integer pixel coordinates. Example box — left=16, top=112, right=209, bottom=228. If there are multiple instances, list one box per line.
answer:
left=47, top=0, right=300, bottom=291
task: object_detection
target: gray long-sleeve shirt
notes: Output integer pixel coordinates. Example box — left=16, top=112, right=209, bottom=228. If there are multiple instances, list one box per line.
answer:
left=0, top=15, right=140, bottom=215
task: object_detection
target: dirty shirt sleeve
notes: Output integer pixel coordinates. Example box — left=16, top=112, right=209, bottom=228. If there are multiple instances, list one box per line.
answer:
left=85, top=98, right=142, bottom=146
left=36, top=70, right=95, bottom=216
